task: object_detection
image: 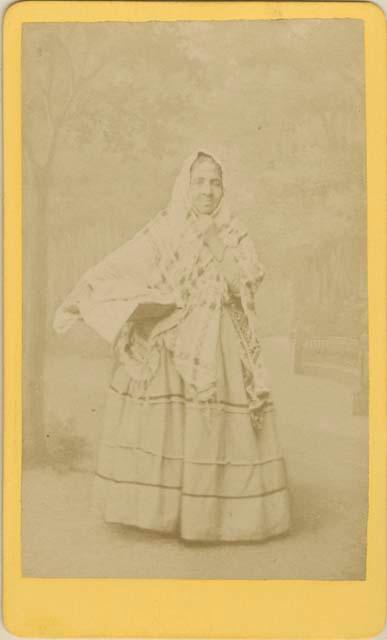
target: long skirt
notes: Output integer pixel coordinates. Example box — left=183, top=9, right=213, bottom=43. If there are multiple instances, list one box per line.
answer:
left=92, top=303, right=291, bottom=542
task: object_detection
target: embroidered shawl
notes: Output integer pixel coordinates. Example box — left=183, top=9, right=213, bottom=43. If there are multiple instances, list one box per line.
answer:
left=53, top=150, right=266, bottom=398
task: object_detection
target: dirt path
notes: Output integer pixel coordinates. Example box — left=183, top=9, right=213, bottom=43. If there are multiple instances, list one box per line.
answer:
left=22, top=338, right=368, bottom=579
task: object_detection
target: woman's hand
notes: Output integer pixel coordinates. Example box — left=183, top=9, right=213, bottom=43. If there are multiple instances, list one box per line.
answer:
left=219, top=249, right=241, bottom=295
left=203, top=223, right=220, bottom=244
left=203, top=224, right=225, bottom=262
left=203, top=225, right=240, bottom=293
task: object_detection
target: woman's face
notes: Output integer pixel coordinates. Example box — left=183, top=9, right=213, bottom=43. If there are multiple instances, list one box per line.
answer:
left=189, top=160, right=224, bottom=215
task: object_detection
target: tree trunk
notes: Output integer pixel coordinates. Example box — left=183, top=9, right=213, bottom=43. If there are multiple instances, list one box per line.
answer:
left=23, top=169, right=49, bottom=467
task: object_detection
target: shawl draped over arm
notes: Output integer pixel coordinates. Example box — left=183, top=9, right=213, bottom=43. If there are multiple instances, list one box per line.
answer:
left=53, top=213, right=180, bottom=344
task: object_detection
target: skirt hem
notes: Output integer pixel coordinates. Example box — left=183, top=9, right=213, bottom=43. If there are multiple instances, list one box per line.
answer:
left=101, top=515, right=291, bottom=544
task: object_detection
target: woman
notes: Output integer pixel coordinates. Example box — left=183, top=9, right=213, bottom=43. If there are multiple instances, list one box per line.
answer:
left=54, top=150, right=291, bottom=542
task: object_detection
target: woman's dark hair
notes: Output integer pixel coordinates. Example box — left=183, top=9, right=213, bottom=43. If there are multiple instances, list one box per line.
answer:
left=190, top=151, right=223, bottom=180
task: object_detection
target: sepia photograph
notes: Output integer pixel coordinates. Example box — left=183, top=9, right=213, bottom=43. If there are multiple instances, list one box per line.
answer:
left=21, top=17, right=368, bottom=580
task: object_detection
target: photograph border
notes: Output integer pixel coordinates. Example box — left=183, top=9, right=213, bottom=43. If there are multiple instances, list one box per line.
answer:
left=3, top=1, right=386, bottom=636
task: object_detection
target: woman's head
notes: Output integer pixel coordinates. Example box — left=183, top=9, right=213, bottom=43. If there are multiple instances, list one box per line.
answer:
left=188, top=152, right=224, bottom=216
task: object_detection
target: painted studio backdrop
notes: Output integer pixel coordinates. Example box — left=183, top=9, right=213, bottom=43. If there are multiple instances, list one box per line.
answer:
left=22, top=19, right=368, bottom=579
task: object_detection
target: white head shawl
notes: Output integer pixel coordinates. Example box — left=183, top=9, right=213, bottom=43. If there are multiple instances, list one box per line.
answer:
left=154, top=148, right=233, bottom=253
